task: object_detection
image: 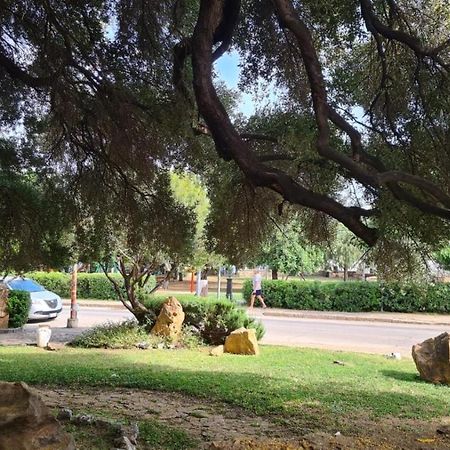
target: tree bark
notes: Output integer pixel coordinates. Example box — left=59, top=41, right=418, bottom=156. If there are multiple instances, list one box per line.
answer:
left=272, top=268, right=278, bottom=280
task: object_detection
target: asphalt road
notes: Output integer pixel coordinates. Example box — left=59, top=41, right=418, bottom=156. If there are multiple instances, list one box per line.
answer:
left=22, top=304, right=448, bottom=357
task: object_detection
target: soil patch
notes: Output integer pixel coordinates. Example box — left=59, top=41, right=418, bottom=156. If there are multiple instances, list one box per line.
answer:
left=36, top=386, right=450, bottom=449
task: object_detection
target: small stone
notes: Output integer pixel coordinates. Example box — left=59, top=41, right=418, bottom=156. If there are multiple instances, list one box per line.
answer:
left=437, top=425, right=450, bottom=435
left=73, top=414, right=95, bottom=425
left=335, top=431, right=341, bottom=436
left=57, top=408, right=73, bottom=421
left=136, top=342, right=149, bottom=349
left=114, top=436, right=136, bottom=450
left=209, top=345, right=224, bottom=356
left=333, top=360, right=345, bottom=366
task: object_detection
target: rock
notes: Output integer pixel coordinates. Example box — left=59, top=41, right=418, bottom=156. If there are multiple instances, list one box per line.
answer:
left=114, top=436, right=136, bottom=450
left=436, top=425, right=450, bottom=435
left=0, top=381, right=75, bottom=450
left=210, top=345, right=224, bottom=356
left=333, top=360, right=345, bottom=366
left=150, top=297, right=185, bottom=341
left=224, top=328, right=259, bottom=356
left=57, top=408, right=73, bottom=421
left=384, top=352, right=402, bottom=360
left=412, top=332, right=450, bottom=384
left=0, top=284, right=9, bottom=328
left=136, top=341, right=149, bottom=349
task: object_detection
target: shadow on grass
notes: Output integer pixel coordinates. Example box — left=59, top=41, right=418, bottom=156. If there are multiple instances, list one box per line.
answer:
left=381, top=369, right=424, bottom=383
left=0, top=348, right=449, bottom=428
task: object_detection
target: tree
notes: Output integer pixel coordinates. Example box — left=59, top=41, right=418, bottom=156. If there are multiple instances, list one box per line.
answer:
left=327, top=225, right=366, bottom=281
left=77, top=172, right=195, bottom=324
left=434, top=246, right=450, bottom=271
left=1, top=1, right=450, bottom=279
left=0, top=138, right=73, bottom=275
left=257, top=221, right=324, bottom=279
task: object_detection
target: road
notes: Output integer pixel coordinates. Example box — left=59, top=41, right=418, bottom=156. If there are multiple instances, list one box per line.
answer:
left=22, top=304, right=448, bottom=356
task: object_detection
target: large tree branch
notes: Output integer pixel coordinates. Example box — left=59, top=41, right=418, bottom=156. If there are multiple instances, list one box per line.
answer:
left=191, top=0, right=378, bottom=246
left=360, top=0, right=449, bottom=71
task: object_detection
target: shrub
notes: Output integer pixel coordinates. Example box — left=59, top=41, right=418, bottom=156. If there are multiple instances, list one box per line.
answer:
left=242, top=279, right=450, bottom=314
left=70, top=320, right=149, bottom=349
left=70, top=320, right=205, bottom=349
left=142, top=295, right=265, bottom=345
left=26, top=272, right=156, bottom=300
left=7, top=290, right=31, bottom=328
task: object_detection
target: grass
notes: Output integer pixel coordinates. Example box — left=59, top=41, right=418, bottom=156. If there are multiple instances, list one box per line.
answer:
left=0, top=345, right=448, bottom=427
left=63, top=418, right=196, bottom=449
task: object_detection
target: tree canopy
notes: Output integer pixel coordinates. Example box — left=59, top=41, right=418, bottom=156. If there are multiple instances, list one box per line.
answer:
left=1, top=0, right=450, bottom=275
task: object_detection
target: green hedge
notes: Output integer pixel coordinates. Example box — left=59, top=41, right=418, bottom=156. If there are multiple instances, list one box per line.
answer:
left=142, top=295, right=265, bottom=345
left=7, top=290, right=31, bottom=328
left=26, top=272, right=155, bottom=300
left=242, top=279, right=450, bottom=313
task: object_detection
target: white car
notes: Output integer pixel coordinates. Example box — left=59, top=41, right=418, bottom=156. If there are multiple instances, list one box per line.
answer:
left=4, top=277, right=63, bottom=321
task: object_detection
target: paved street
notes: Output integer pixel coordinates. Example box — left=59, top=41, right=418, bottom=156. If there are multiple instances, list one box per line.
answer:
left=0, top=303, right=445, bottom=357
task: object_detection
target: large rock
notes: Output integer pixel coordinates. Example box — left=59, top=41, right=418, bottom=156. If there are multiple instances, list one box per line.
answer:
left=0, top=284, right=9, bottom=328
left=150, top=296, right=185, bottom=341
left=0, top=381, right=75, bottom=450
left=224, top=328, right=259, bottom=356
left=412, top=332, right=450, bottom=384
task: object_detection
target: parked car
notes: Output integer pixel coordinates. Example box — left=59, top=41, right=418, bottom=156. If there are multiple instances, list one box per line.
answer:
left=3, top=277, right=62, bottom=321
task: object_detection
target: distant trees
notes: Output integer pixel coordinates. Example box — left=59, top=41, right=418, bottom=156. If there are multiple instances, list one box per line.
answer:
left=256, top=221, right=324, bottom=280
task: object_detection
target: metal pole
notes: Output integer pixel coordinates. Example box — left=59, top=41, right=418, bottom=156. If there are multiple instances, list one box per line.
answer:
left=217, top=267, right=221, bottom=299
left=67, top=263, right=78, bottom=328
left=195, top=270, right=201, bottom=296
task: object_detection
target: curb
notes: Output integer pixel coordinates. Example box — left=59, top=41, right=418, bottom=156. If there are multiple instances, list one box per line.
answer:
left=262, top=311, right=450, bottom=326
left=0, top=326, right=24, bottom=334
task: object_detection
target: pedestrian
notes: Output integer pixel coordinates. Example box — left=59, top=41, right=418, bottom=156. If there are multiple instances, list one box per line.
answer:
left=250, top=269, right=267, bottom=309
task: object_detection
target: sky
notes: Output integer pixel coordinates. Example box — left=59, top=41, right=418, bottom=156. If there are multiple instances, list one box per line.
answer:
left=214, top=50, right=256, bottom=117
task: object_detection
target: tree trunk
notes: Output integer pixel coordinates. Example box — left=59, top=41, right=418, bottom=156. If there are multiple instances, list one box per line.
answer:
left=343, top=266, right=348, bottom=282
left=272, top=268, right=278, bottom=280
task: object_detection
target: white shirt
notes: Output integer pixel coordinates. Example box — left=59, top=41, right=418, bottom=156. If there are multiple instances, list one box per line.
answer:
left=253, top=273, right=262, bottom=290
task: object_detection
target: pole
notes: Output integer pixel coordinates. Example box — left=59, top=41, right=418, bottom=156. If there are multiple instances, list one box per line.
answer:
left=67, top=263, right=78, bottom=328
left=195, top=270, right=201, bottom=296
left=190, top=271, right=194, bottom=293
left=217, top=267, right=221, bottom=299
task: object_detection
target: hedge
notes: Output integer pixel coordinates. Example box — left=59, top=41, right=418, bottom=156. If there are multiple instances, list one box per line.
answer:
left=7, top=290, right=31, bottom=328
left=242, top=279, right=450, bottom=313
left=142, top=295, right=265, bottom=345
left=26, top=272, right=155, bottom=300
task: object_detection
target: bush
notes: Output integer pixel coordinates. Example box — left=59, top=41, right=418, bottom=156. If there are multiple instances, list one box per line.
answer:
left=70, top=320, right=205, bottom=349
left=26, top=272, right=155, bottom=300
left=142, top=295, right=265, bottom=345
left=242, top=279, right=450, bottom=313
left=7, top=290, right=31, bottom=328
left=70, top=320, right=149, bottom=349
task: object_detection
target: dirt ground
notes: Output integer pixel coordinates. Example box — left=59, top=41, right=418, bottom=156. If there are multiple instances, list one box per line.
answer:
left=35, top=386, right=450, bottom=449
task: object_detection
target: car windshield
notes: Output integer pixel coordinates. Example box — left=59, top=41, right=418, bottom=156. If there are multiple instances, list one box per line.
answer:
left=8, top=279, right=46, bottom=292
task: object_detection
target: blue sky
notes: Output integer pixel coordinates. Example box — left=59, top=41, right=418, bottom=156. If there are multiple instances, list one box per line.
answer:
left=214, top=50, right=256, bottom=117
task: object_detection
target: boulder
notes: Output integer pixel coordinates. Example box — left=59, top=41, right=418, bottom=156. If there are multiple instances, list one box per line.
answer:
left=209, top=345, right=224, bottom=356
left=0, top=284, right=9, bottom=328
left=412, top=332, right=450, bottom=384
left=150, top=297, right=185, bottom=341
left=0, top=381, right=75, bottom=450
left=224, top=328, right=259, bottom=356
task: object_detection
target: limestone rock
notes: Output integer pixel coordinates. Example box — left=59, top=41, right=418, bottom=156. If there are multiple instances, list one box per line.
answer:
left=150, top=297, right=185, bottom=341
left=224, top=328, right=259, bottom=356
left=0, top=284, right=9, bottom=328
left=0, top=381, right=75, bottom=450
left=209, top=345, right=224, bottom=356
left=412, top=332, right=450, bottom=384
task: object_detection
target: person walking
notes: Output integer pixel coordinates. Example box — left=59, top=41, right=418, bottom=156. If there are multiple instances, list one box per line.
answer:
left=250, top=269, right=267, bottom=308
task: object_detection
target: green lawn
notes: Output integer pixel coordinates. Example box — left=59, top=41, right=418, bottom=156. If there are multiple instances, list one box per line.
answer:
left=0, top=345, right=448, bottom=430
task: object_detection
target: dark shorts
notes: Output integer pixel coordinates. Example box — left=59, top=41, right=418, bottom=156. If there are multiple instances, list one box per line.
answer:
left=253, top=289, right=262, bottom=296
